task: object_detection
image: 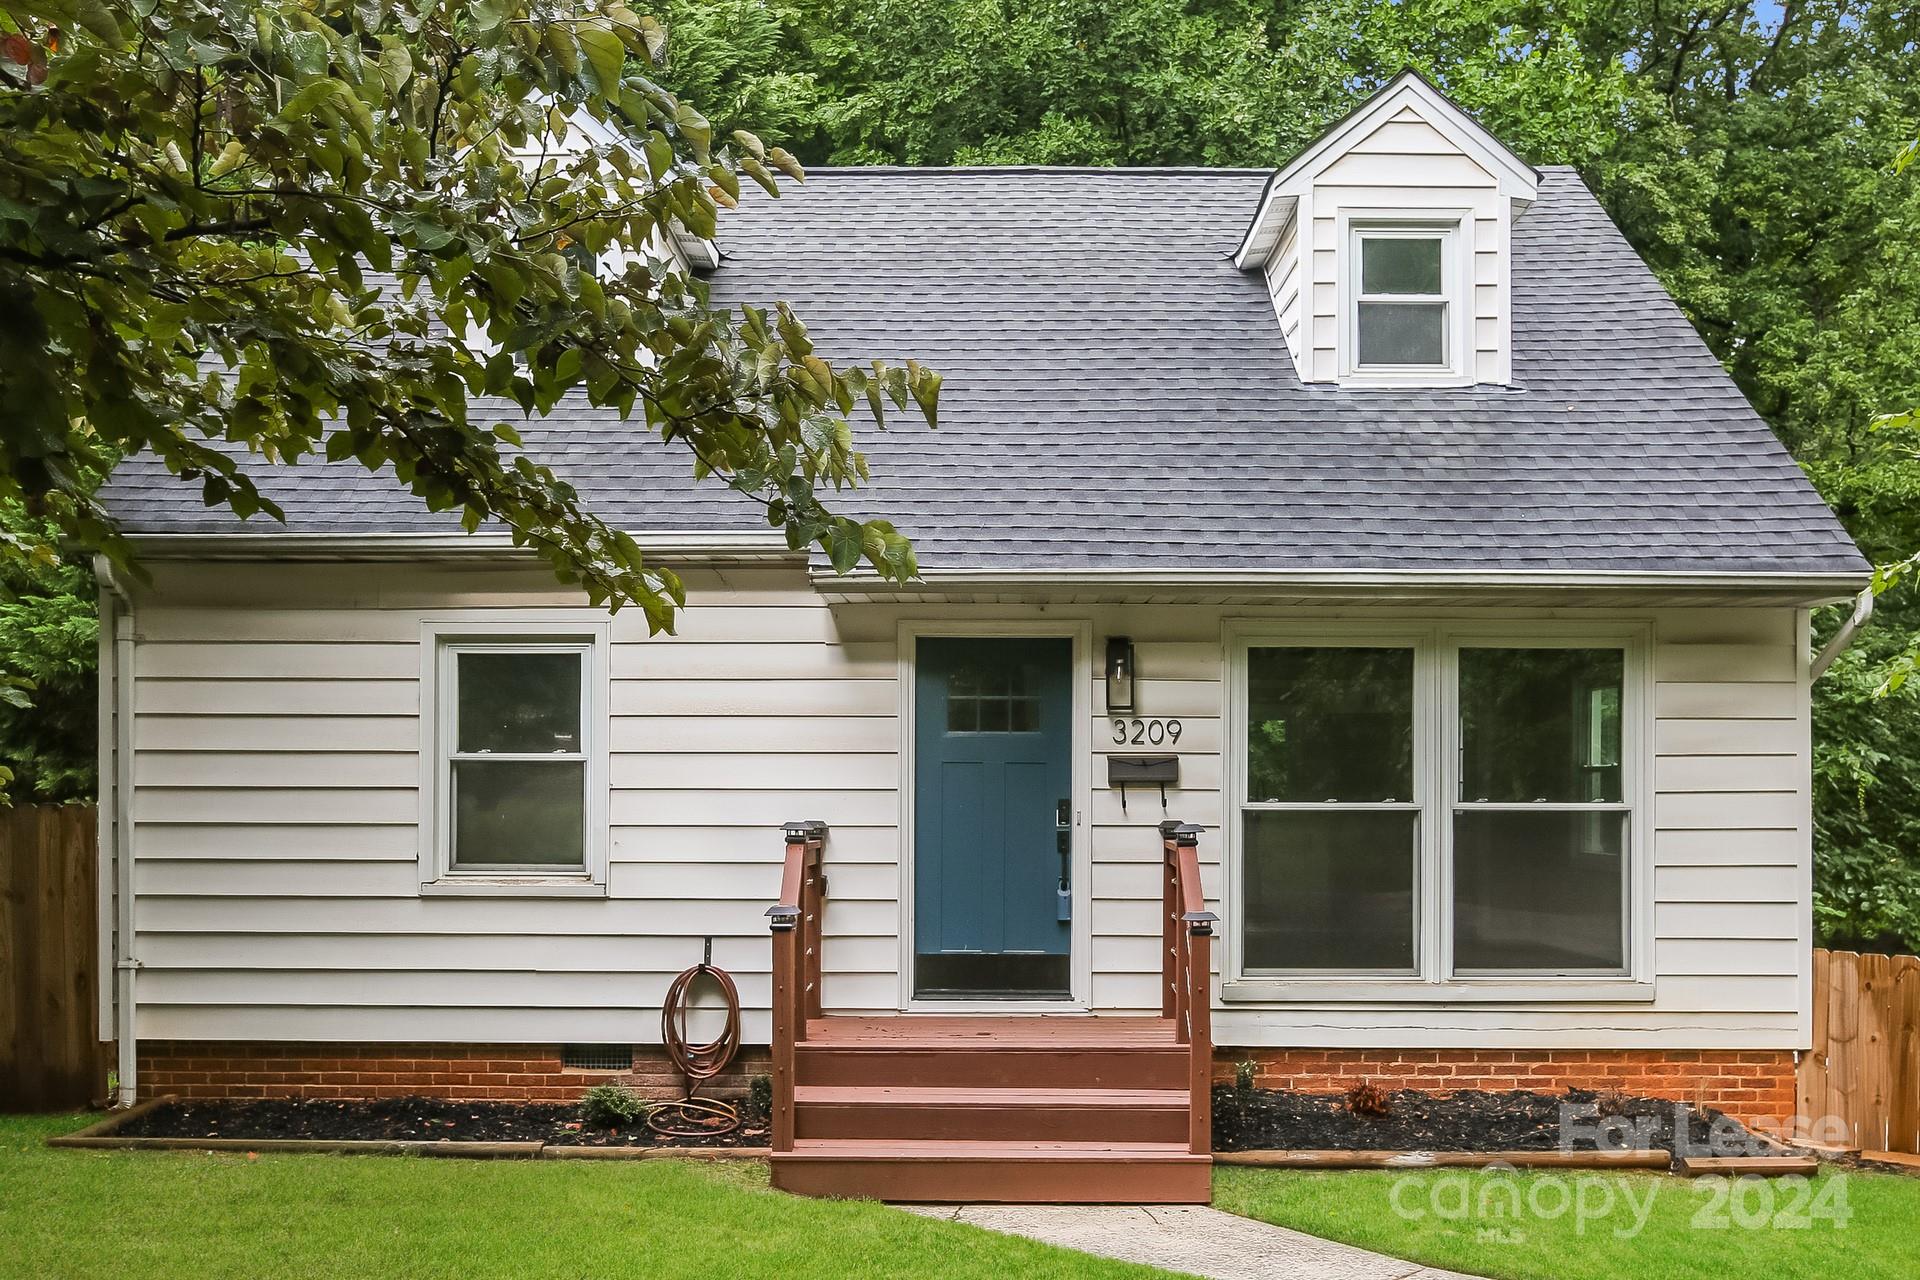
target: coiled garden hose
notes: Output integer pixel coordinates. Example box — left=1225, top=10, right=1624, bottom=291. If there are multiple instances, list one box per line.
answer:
left=648, top=944, right=744, bottom=1138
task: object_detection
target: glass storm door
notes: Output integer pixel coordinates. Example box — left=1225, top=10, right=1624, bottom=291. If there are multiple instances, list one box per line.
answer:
left=913, top=637, right=1073, bottom=999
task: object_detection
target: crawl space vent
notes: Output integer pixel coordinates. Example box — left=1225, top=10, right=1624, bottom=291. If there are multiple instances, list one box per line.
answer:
left=560, top=1044, right=634, bottom=1071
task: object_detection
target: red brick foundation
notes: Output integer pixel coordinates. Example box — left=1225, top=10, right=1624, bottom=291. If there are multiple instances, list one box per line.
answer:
left=136, top=1041, right=770, bottom=1103
left=138, top=1041, right=1796, bottom=1130
left=1214, top=1048, right=1797, bottom=1128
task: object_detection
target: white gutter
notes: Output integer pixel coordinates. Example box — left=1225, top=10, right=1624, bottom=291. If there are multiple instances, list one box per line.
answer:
left=812, top=566, right=1872, bottom=601
left=124, top=530, right=797, bottom=561
left=93, top=557, right=139, bottom=1107
left=1811, top=586, right=1876, bottom=681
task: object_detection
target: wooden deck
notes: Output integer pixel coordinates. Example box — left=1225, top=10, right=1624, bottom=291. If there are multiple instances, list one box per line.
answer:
left=766, top=822, right=1216, bottom=1203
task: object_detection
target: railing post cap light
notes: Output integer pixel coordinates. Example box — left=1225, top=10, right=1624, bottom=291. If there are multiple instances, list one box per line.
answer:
left=783, top=819, right=828, bottom=842
left=1182, top=910, right=1219, bottom=936
left=766, top=904, right=801, bottom=931
left=1158, top=820, right=1202, bottom=844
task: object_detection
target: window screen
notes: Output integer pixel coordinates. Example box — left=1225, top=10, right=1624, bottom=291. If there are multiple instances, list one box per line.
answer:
left=1355, top=231, right=1449, bottom=368
left=445, top=645, right=589, bottom=871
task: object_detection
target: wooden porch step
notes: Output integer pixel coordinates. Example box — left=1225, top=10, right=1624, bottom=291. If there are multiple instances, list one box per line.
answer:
left=802, top=1015, right=1179, bottom=1047
left=793, top=1085, right=1191, bottom=1143
left=770, top=1139, right=1212, bottom=1203
left=796, top=1017, right=1187, bottom=1090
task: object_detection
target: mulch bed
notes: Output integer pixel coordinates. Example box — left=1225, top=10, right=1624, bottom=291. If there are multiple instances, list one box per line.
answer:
left=1213, top=1085, right=1772, bottom=1156
left=117, top=1096, right=771, bottom=1149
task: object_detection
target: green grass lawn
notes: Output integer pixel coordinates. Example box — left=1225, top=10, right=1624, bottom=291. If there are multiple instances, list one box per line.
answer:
left=0, top=1113, right=1161, bottom=1280
left=19, top=1110, right=1920, bottom=1280
left=1216, top=1164, right=1920, bottom=1280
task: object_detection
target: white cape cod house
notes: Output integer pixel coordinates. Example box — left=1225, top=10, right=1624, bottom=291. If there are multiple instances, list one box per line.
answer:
left=94, top=73, right=1866, bottom=1201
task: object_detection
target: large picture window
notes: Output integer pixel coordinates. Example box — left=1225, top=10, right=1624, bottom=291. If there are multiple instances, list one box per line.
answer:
left=1233, top=630, right=1640, bottom=987
left=421, top=623, right=608, bottom=892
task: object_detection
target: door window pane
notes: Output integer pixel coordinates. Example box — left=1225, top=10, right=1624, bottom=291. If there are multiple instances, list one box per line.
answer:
left=1357, top=302, right=1445, bottom=366
left=1246, top=647, right=1413, bottom=802
left=946, top=660, right=1041, bottom=734
left=1243, top=810, right=1417, bottom=971
left=452, top=759, right=586, bottom=867
left=1361, top=236, right=1443, bottom=294
left=457, top=651, right=582, bottom=753
left=1453, top=811, right=1625, bottom=971
left=1458, top=648, right=1624, bottom=802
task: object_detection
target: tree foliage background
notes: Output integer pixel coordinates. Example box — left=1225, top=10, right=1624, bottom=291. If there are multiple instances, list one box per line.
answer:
left=0, top=0, right=937, bottom=805
left=8, top=0, right=1919, bottom=951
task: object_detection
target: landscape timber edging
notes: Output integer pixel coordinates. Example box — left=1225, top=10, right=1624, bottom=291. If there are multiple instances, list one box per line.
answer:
left=1212, top=1149, right=1673, bottom=1170
left=43, top=1097, right=767, bottom=1160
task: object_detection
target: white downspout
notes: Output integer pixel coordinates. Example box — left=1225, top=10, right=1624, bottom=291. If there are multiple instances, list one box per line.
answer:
left=1811, top=587, right=1875, bottom=682
left=94, top=558, right=139, bottom=1107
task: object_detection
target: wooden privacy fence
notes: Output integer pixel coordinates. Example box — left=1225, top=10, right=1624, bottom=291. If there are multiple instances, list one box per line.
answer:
left=0, top=805, right=108, bottom=1110
left=1799, top=948, right=1920, bottom=1154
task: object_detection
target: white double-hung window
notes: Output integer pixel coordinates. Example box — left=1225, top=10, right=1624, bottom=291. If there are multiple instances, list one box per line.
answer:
left=420, top=620, right=609, bottom=894
left=1344, top=221, right=1465, bottom=381
left=1451, top=646, right=1629, bottom=973
left=1227, top=626, right=1647, bottom=999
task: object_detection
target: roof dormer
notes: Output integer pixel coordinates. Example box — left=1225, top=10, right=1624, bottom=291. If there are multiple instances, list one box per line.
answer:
left=1236, top=70, right=1538, bottom=388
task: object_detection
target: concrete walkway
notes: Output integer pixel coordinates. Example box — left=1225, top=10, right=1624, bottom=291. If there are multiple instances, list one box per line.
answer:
left=902, top=1204, right=1479, bottom=1280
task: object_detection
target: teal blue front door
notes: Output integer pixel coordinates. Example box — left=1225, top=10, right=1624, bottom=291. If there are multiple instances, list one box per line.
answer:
left=913, top=637, right=1073, bottom=998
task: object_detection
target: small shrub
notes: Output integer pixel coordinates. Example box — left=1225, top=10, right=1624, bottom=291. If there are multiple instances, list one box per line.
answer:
left=1233, top=1059, right=1259, bottom=1091
left=1344, top=1080, right=1392, bottom=1118
left=748, top=1073, right=772, bottom=1117
left=580, top=1083, right=650, bottom=1129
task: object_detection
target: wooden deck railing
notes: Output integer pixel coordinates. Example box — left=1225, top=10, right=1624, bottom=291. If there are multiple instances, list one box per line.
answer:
left=1159, top=820, right=1217, bottom=1155
left=768, top=819, right=827, bottom=1153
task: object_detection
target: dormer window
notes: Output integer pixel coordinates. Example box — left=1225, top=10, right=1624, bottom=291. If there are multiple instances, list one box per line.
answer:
left=1354, top=227, right=1452, bottom=370
left=1235, top=70, right=1540, bottom=388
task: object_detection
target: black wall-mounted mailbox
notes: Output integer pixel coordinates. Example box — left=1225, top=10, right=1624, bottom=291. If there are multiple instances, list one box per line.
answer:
left=1108, top=755, right=1179, bottom=786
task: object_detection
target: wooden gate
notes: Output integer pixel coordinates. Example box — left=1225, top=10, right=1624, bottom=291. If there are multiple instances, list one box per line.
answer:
left=1798, top=948, right=1920, bottom=1155
left=0, top=805, right=108, bottom=1110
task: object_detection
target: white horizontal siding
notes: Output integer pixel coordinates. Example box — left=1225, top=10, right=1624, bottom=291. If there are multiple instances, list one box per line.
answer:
left=122, top=563, right=1811, bottom=1049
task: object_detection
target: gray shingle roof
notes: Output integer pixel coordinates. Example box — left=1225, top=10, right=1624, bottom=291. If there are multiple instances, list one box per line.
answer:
left=99, top=165, right=1867, bottom=578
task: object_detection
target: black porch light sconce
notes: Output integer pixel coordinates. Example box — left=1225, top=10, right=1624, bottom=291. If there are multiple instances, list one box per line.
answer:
left=1105, top=636, right=1136, bottom=715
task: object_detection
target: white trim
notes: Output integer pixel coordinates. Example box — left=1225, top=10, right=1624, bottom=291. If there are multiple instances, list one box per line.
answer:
left=1221, top=618, right=1654, bottom=1002
left=418, top=615, right=612, bottom=896
left=896, top=618, right=1095, bottom=1013
left=1795, top=608, right=1816, bottom=1049
left=1221, top=979, right=1655, bottom=1004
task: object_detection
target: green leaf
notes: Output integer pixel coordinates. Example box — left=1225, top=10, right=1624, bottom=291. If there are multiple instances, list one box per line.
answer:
left=731, top=129, right=767, bottom=162
left=72, top=0, right=124, bottom=44
left=637, top=14, right=669, bottom=63
left=470, top=0, right=510, bottom=32
left=576, top=22, right=626, bottom=96
left=377, top=40, right=413, bottom=95
left=206, top=139, right=247, bottom=179
left=643, top=131, right=674, bottom=181
left=544, top=23, right=580, bottom=77
left=674, top=102, right=713, bottom=164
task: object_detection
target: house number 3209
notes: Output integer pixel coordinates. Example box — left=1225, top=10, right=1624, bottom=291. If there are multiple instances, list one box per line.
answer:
left=1111, top=718, right=1182, bottom=746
